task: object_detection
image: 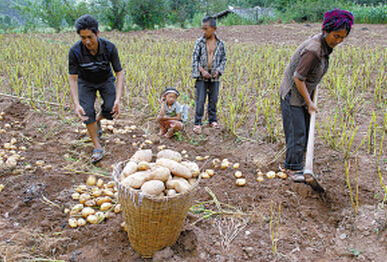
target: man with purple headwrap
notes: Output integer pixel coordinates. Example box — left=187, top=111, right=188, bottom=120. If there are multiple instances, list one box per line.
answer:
left=279, top=9, right=354, bottom=182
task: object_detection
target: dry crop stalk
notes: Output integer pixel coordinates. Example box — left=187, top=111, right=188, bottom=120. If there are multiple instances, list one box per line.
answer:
left=270, top=202, right=281, bottom=258
left=345, top=157, right=359, bottom=215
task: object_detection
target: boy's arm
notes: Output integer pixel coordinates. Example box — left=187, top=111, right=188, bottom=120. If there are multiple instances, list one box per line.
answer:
left=159, top=98, right=166, bottom=117
left=162, top=113, right=181, bottom=121
left=192, top=40, right=201, bottom=78
left=214, top=42, right=227, bottom=76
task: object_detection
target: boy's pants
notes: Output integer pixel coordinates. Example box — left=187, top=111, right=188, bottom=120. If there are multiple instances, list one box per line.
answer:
left=280, top=91, right=310, bottom=171
left=194, top=80, right=219, bottom=126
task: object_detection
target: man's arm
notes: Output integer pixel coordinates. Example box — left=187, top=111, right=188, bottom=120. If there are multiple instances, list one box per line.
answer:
left=111, top=70, right=124, bottom=118
left=69, top=74, right=88, bottom=122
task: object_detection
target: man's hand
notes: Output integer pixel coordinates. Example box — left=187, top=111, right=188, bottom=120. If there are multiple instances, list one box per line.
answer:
left=307, top=101, right=318, bottom=115
left=212, top=71, right=219, bottom=78
left=111, top=99, right=121, bottom=118
left=200, top=69, right=212, bottom=79
left=75, top=104, right=88, bottom=122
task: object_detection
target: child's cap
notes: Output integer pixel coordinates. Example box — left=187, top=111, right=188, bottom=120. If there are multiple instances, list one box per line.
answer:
left=163, top=87, right=180, bottom=97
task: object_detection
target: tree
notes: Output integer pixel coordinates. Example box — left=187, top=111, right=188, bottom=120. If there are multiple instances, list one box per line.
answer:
left=128, top=0, right=165, bottom=29
left=169, top=0, right=198, bottom=28
left=95, top=0, right=129, bottom=31
left=16, top=0, right=69, bottom=32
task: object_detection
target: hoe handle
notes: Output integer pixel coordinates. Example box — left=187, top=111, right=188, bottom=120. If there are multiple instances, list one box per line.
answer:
left=304, top=85, right=319, bottom=172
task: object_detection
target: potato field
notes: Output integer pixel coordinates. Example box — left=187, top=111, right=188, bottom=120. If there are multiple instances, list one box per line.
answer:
left=0, top=23, right=387, bottom=261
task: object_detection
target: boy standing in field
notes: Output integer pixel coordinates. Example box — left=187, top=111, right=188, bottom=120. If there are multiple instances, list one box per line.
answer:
left=157, top=87, right=184, bottom=138
left=68, top=14, right=124, bottom=164
left=192, top=16, right=227, bottom=134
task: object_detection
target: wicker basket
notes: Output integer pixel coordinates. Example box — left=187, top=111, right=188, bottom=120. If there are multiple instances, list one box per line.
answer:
left=113, top=161, right=200, bottom=258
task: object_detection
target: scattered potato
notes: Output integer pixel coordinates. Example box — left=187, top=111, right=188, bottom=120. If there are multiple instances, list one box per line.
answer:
left=100, top=202, right=113, bottom=211
left=257, top=171, right=264, bottom=177
left=77, top=218, right=87, bottom=227
left=201, top=172, right=210, bottom=179
left=87, top=215, right=99, bottom=224
left=233, top=163, right=240, bottom=169
left=221, top=161, right=230, bottom=170
left=10, top=138, right=17, bottom=145
left=234, top=171, right=242, bottom=178
left=277, top=172, right=287, bottom=180
left=79, top=192, right=91, bottom=203
left=71, top=192, right=80, bottom=200
left=266, top=171, right=276, bottom=179
left=0, top=112, right=5, bottom=116
left=195, top=156, right=204, bottom=161
left=106, top=181, right=115, bottom=188
left=212, top=158, right=221, bottom=168
left=0, top=184, right=4, bottom=192
left=3, top=143, right=11, bottom=150
left=96, top=196, right=112, bottom=206
left=81, top=207, right=96, bottom=218
left=236, top=178, right=246, bottom=186
left=157, top=145, right=166, bottom=151
left=206, top=169, right=215, bottom=177
left=181, top=150, right=187, bottom=154
left=69, top=218, right=78, bottom=228
left=144, top=140, right=153, bottom=145
left=257, top=176, right=264, bottom=182
left=76, top=185, right=88, bottom=193
left=87, top=175, right=97, bottom=186
left=96, top=179, right=104, bottom=188
left=5, top=157, right=17, bottom=168
left=114, top=204, right=122, bottom=213
left=35, top=160, right=45, bottom=166
left=4, top=123, right=11, bottom=129
left=84, top=199, right=96, bottom=207
left=42, top=165, right=52, bottom=171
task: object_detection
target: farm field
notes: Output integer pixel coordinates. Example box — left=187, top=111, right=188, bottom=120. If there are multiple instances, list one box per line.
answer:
left=0, top=23, right=387, bottom=261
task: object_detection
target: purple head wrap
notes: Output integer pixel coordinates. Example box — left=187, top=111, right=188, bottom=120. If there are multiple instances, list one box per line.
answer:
left=322, top=8, right=354, bottom=34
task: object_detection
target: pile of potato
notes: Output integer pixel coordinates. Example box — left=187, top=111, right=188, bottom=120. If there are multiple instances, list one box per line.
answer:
left=0, top=137, right=25, bottom=169
left=256, top=170, right=288, bottom=182
left=66, top=175, right=122, bottom=228
left=118, top=149, right=199, bottom=197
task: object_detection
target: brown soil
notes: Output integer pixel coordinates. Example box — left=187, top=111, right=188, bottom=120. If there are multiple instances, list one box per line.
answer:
left=1, top=23, right=387, bottom=262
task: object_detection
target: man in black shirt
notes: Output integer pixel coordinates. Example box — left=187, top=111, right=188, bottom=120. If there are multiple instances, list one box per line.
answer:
left=68, top=15, right=124, bottom=164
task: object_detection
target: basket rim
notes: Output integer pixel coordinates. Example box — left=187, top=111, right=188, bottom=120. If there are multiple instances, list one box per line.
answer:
left=113, top=160, right=201, bottom=202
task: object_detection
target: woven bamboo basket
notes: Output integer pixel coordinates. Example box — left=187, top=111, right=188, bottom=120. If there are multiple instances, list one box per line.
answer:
left=113, top=160, right=200, bottom=258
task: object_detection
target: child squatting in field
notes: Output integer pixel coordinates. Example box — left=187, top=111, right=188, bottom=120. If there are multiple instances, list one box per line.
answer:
left=157, top=87, right=184, bottom=138
left=68, top=14, right=124, bottom=164
left=192, top=16, right=227, bottom=134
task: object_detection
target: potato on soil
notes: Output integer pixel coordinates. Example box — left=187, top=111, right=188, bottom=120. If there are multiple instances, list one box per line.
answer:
left=122, top=161, right=137, bottom=177
left=69, top=218, right=78, bottom=228
left=100, top=202, right=113, bottom=211
left=0, top=184, right=4, bottom=192
left=188, top=178, right=197, bottom=186
left=200, top=172, right=210, bottom=179
left=79, top=193, right=91, bottom=204
left=96, top=196, right=112, bottom=206
left=181, top=161, right=200, bottom=178
left=96, top=179, right=104, bottom=188
left=266, top=171, right=276, bottom=179
left=87, top=175, right=97, bottom=186
left=233, top=163, right=240, bottom=169
left=87, top=215, right=99, bottom=224
left=212, top=158, right=221, bottom=168
left=236, top=178, right=246, bottom=186
left=277, top=172, right=287, bottom=179
left=84, top=199, right=96, bottom=207
left=257, top=176, right=264, bottom=182
left=130, top=149, right=152, bottom=163
left=75, top=185, right=88, bottom=193
left=234, top=171, right=242, bottom=178
left=114, top=204, right=122, bottom=213
left=157, top=149, right=182, bottom=162
left=141, top=180, right=165, bottom=196
left=81, top=207, right=96, bottom=218
left=156, top=158, right=192, bottom=179
left=77, top=218, right=87, bottom=227
left=206, top=169, right=215, bottom=176
left=121, top=170, right=151, bottom=189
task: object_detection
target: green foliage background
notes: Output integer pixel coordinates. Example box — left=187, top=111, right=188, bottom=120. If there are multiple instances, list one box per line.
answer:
left=0, top=0, right=387, bottom=32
